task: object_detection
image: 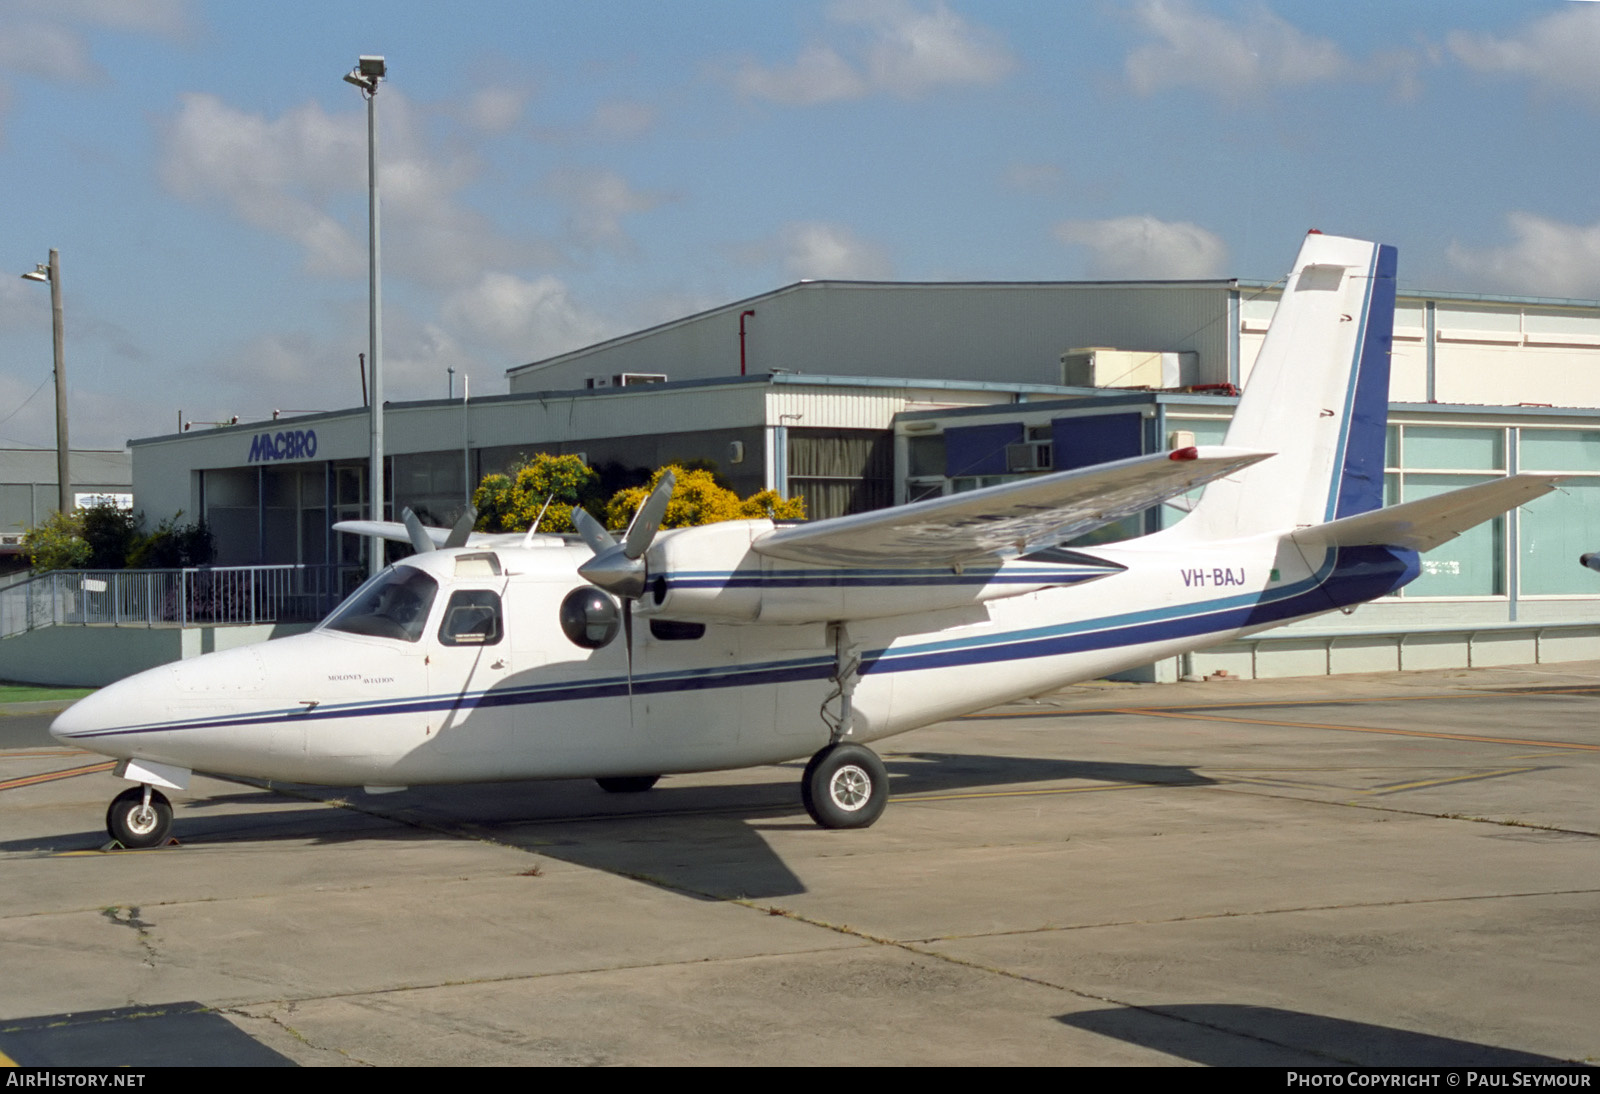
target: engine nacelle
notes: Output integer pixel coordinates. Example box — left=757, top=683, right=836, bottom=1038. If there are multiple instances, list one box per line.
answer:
left=641, top=521, right=1121, bottom=625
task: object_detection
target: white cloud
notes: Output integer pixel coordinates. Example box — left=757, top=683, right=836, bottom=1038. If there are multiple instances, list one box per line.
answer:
left=590, top=100, right=659, bottom=140
left=0, top=19, right=102, bottom=83
left=161, top=93, right=366, bottom=277
left=1124, top=0, right=1349, bottom=99
left=461, top=86, right=528, bottom=133
left=1054, top=215, right=1228, bottom=279
left=441, top=273, right=612, bottom=362
left=160, top=91, right=530, bottom=287
left=778, top=222, right=893, bottom=279
left=545, top=168, right=672, bottom=252
left=1447, top=4, right=1600, bottom=106
left=1448, top=213, right=1600, bottom=299
left=21, top=0, right=193, bottom=37
left=730, top=0, right=1014, bottom=105
left=0, top=0, right=194, bottom=140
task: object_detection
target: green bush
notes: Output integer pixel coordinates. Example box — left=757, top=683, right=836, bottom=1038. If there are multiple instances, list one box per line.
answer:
left=24, top=505, right=215, bottom=572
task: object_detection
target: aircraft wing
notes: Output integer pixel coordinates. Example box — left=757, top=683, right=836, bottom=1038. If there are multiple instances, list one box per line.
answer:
left=1293, top=473, right=1564, bottom=553
left=752, top=446, right=1272, bottom=567
left=330, top=520, right=567, bottom=550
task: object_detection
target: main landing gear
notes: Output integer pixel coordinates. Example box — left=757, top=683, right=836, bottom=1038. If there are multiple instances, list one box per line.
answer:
left=800, top=621, right=888, bottom=829
left=106, top=785, right=173, bottom=849
left=801, top=742, right=887, bottom=829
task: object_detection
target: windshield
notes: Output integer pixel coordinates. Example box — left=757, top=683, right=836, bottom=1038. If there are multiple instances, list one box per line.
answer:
left=323, top=566, right=439, bottom=642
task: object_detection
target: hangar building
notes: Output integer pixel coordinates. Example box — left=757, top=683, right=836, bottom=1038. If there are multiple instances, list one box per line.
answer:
left=128, top=273, right=1600, bottom=680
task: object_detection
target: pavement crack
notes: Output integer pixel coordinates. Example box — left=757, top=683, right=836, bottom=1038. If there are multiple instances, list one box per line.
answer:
left=225, top=1001, right=377, bottom=1067
left=893, top=886, right=1600, bottom=943
left=100, top=904, right=159, bottom=970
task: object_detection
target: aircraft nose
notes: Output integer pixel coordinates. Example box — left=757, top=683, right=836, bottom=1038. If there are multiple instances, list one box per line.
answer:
left=50, top=686, right=119, bottom=744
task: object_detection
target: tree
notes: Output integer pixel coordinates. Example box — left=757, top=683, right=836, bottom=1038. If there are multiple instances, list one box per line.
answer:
left=23, top=505, right=215, bottom=572
left=128, top=514, right=216, bottom=569
left=23, top=510, right=90, bottom=572
left=81, top=503, right=140, bottom=569
left=472, top=453, right=601, bottom=534
left=604, top=465, right=805, bottom=530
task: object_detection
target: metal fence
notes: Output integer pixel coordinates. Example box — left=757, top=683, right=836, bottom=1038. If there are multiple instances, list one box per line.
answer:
left=0, top=565, right=360, bottom=639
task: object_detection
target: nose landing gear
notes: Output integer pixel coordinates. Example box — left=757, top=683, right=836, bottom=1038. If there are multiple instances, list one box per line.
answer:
left=106, top=785, right=173, bottom=849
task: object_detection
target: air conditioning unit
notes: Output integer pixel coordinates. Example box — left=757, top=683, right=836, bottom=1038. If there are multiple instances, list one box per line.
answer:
left=1061, top=348, right=1197, bottom=389
left=589, top=372, right=666, bottom=388
left=1005, top=442, right=1053, bottom=473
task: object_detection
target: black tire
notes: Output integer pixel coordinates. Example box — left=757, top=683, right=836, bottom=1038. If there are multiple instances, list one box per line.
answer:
left=106, top=786, right=172, bottom=849
left=596, top=775, right=660, bottom=794
left=801, top=743, right=887, bottom=829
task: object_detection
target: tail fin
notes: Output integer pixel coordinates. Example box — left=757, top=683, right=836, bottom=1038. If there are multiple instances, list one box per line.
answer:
left=1179, top=231, right=1397, bottom=541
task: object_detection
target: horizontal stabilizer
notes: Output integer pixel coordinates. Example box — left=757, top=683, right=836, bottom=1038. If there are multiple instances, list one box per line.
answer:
left=754, top=446, right=1272, bottom=567
left=1292, top=474, right=1563, bottom=553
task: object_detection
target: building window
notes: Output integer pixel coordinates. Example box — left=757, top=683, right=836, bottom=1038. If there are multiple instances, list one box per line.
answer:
left=787, top=429, right=893, bottom=521
left=1385, top=425, right=1508, bottom=598
left=1517, top=429, right=1600, bottom=597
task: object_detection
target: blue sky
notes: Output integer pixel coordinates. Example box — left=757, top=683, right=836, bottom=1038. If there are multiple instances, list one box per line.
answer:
left=1, top=0, right=1598, bottom=449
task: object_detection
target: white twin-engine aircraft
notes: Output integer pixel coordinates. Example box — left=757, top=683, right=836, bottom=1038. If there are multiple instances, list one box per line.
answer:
left=53, top=232, right=1562, bottom=848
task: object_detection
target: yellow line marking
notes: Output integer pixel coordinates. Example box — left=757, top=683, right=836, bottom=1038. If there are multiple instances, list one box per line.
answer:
left=1358, top=767, right=1537, bottom=796
left=0, top=1047, right=14, bottom=1066
left=1114, top=708, right=1600, bottom=751
left=901, top=781, right=1156, bottom=804
left=0, top=760, right=115, bottom=792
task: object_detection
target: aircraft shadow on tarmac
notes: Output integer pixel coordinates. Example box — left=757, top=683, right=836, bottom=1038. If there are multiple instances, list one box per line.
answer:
left=14, top=752, right=1210, bottom=901
left=1058, top=1004, right=1583, bottom=1067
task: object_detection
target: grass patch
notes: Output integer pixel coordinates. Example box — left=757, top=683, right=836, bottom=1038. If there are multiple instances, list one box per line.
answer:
left=0, top=682, right=95, bottom=703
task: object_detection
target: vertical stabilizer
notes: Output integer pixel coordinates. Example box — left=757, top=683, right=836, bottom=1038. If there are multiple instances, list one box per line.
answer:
left=1178, top=232, right=1396, bottom=541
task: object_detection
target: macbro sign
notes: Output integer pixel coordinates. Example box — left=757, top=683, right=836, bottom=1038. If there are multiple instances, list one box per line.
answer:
left=247, top=429, right=318, bottom=463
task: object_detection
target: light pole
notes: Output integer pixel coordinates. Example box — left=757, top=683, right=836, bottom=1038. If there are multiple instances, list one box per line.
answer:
left=344, top=54, right=386, bottom=576
left=20, top=251, right=70, bottom=515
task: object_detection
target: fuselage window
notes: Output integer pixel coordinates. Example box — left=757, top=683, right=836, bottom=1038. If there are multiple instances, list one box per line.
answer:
left=324, top=566, right=439, bottom=643
left=438, top=589, right=504, bottom=646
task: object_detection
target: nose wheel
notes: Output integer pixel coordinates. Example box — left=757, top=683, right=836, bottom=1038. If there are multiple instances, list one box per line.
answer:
left=801, top=742, right=887, bottom=829
left=106, top=786, right=173, bottom=849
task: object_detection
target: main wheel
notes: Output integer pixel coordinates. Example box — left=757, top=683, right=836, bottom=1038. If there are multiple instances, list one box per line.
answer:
left=596, top=775, right=660, bottom=793
left=801, top=743, right=887, bottom=829
left=106, top=786, right=173, bottom=849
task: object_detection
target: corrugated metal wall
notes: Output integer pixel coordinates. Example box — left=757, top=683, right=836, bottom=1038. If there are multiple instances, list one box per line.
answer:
left=513, top=281, right=1237, bottom=394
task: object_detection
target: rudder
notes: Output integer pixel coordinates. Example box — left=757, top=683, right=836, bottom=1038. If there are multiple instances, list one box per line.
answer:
left=1178, top=232, right=1397, bottom=541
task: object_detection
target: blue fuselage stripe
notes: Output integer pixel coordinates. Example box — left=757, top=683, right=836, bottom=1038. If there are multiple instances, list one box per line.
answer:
left=61, top=547, right=1419, bottom=743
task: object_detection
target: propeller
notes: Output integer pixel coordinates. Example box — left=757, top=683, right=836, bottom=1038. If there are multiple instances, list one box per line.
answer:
left=576, top=471, right=676, bottom=704
left=443, top=505, right=478, bottom=549
left=576, top=470, right=675, bottom=600
left=400, top=508, right=435, bottom=555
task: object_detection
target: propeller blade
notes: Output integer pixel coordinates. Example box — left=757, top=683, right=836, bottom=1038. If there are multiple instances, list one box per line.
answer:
left=400, top=508, right=436, bottom=555
left=623, top=470, right=675, bottom=560
left=573, top=506, right=617, bottom=556
left=443, top=505, right=478, bottom=549
left=623, top=597, right=634, bottom=699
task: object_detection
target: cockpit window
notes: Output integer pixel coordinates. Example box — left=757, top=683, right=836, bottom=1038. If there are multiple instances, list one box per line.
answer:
left=324, top=567, right=439, bottom=642
left=438, top=589, right=503, bottom=646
